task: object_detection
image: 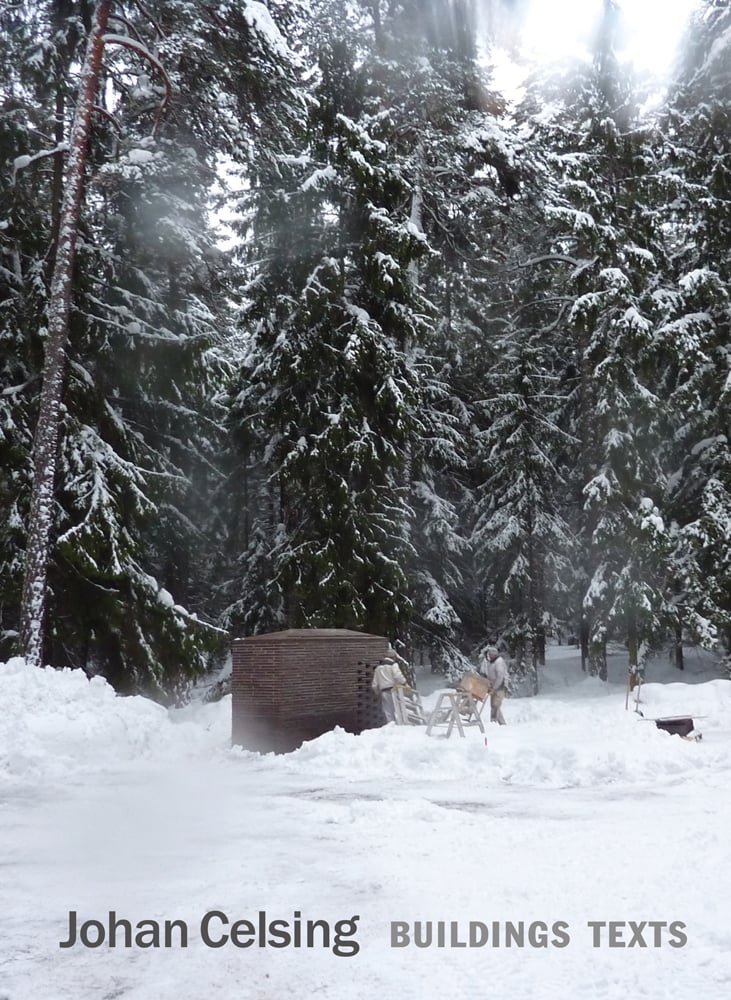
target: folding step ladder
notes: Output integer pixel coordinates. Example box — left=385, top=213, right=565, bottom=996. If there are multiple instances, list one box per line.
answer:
left=393, top=686, right=427, bottom=726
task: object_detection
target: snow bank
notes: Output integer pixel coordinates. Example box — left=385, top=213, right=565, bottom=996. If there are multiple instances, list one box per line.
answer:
left=272, top=675, right=731, bottom=791
left=0, top=658, right=231, bottom=788
left=2, top=649, right=729, bottom=1000
left=3, top=655, right=730, bottom=796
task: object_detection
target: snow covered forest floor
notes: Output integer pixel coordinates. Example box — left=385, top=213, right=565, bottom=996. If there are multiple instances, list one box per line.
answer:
left=2, top=647, right=730, bottom=999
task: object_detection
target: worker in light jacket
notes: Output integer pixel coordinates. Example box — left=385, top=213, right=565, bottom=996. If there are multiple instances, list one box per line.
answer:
left=480, top=645, right=508, bottom=725
left=371, top=654, right=407, bottom=723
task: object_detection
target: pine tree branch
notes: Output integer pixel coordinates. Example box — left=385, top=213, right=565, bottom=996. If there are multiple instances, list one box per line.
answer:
left=131, top=0, right=164, bottom=40
left=0, top=264, right=23, bottom=288
left=202, top=4, right=228, bottom=30
left=1, top=376, right=40, bottom=397
left=11, top=143, right=69, bottom=183
left=102, top=34, right=171, bottom=136
left=92, top=104, right=122, bottom=136
left=108, top=12, right=144, bottom=44
left=510, top=295, right=575, bottom=312
left=515, top=254, right=584, bottom=269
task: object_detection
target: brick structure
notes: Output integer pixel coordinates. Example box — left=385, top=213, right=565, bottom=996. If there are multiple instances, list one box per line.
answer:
left=231, top=628, right=391, bottom=753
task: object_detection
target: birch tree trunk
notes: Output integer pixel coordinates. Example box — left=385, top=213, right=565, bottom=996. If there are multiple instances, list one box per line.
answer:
left=19, top=0, right=112, bottom=667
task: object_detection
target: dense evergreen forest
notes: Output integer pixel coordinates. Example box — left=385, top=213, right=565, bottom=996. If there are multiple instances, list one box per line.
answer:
left=1, top=0, right=730, bottom=694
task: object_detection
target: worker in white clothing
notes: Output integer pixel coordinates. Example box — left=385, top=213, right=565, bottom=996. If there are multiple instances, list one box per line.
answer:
left=479, top=645, right=509, bottom=724
left=371, top=654, right=408, bottom=723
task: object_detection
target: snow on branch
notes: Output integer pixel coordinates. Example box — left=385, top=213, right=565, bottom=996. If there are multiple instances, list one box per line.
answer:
left=1, top=376, right=39, bottom=397
left=515, top=254, right=582, bottom=269
left=11, top=143, right=69, bottom=183
left=102, top=33, right=171, bottom=136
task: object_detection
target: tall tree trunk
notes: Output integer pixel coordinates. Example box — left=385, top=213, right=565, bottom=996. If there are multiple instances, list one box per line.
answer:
left=535, top=551, right=546, bottom=666
left=627, top=604, right=639, bottom=688
left=523, top=408, right=540, bottom=685
left=673, top=582, right=684, bottom=670
left=675, top=618, right=684, bottom=671
left=19, top=0, right=112, bottom=667
left=407, top=142, right=424, bottom=294
left=577, top=299, right=594, bottom=675
left=371, top=0, right=384, bottom=50
left=627, top=606, right=638, bottom=668
left=588, top=626, right=606, bottom=679
left=47, top=89, right=66, bottom=280
left=580, top=613, right=589, bottom=672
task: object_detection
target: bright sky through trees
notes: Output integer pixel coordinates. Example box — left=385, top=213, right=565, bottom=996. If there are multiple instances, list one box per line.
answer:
left=484, top=0, right=700, bottom=102
left=517, top=0, right=698, bottom=73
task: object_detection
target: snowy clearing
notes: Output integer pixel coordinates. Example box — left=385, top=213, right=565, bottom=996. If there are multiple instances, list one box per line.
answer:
left=1, top=648, right=730, bottom=1000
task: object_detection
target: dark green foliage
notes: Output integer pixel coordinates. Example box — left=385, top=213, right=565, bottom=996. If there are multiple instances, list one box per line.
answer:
left=229, top=37, right=430, bottom=638
left=1, top=1, right=239, bottom=691
left=4, top=0, right=731, bottom=690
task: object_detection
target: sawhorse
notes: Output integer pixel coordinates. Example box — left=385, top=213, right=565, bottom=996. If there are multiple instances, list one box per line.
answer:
left=426, top=690, right=485, bottom=738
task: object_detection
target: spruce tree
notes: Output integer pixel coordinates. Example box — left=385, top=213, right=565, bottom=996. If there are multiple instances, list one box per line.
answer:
left=660, top=0, right=731, bottom=662
left=512, top=2, right=678, bottom=679
left=229, top=12, right=431, bottom=639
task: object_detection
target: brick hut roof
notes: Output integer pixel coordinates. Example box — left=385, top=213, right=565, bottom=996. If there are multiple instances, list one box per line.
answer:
left=233, top=628, right=387, bottom=641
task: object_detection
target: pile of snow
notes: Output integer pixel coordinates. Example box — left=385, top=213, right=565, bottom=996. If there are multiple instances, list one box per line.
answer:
left=3, top=650, right=730, bottom=796
left=0, top=647, right=731, bottom=1000
left=265, top=648, right=731, bottom=790
left=2, top=646, right=730, bottom=1000
left=0, top=658, right=231, bottom=788
left=271, top=674, right=731, bottom=791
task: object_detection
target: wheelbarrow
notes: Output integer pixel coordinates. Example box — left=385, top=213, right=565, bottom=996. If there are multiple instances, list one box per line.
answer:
left=640, top=714, right=704, bottom=741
